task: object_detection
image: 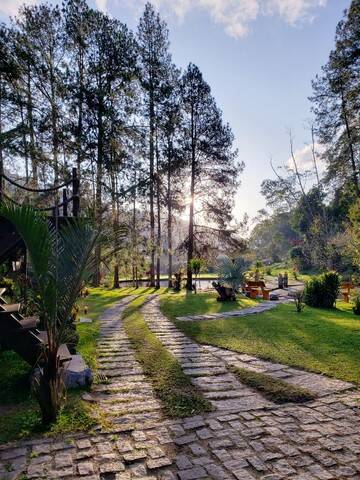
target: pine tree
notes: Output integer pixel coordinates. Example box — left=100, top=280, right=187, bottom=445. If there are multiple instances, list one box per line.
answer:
left=180, top=63, right=241, bottom=290
left=137, top=3, right=172, bottom=287
left=86, top=10, right=137, bottom=285
left=63, top=0, right=91, bottom=177
left=310, top=0, right=359, bottom=195
left=158, top=65, right=184, bottom=287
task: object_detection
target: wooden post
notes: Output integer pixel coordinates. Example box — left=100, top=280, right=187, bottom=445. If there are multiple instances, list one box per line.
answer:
left=63, top=188, right=68, bottom=217
left=72, top=167, right=80, bottom=217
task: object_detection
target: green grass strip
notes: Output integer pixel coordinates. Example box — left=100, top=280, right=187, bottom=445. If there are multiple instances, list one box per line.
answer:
left=231, top=367, right=316, bottom=404
left=123, top=295, right=212, bottom=417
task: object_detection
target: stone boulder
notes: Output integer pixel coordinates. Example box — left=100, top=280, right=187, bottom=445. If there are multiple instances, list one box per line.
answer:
left=64, top=354, right=92, bottom=388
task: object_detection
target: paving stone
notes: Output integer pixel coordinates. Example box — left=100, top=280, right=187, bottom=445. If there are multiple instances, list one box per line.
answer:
left=196, top=428, right=213, bottom=440
left=0, top=448, right=27, bottom=461
left=147, top=456, right=172, bottom=469
left=176, top=454, right=193, bottom=470
left=115, top=472, right=131, bottom=480
left=77, top=461, right=95, bottom=475
left=174, top=434, right=197, bottom=445
left=205, top=463, right=229, bottom=479
left=178, top=466, right=207, bottom=480
left=55, top=453, right=73, bottom=469
left=27, top=463, right=50, bottom=478
left=189, top=443, right=207, bottom=456
left=116, top=440, right=133, bottom=453
left=329, top=465, right=356, bottom=477
left=99, top=461, right=125, bottom=473
left=123, top=450, right=147, bottom=463
left=76, top=439, right=92, bottom=450
left=32, top=444, right=51, bottom=455
left=233, top=469, right=257, bottom=480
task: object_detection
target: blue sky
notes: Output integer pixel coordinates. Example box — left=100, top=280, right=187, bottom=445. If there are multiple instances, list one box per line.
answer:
left=0, top=0, right=351, bottom=222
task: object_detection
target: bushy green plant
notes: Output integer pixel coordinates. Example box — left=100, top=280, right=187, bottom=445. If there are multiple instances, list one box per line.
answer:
left=265, top=267, right=272, bottom=276
left=0, top=203, right=100, bottom=425
left=352, top=295, right=360, bottom=315
left=304, top=271, right=340, bottom=308
left=0, top=277, right=15, bottom=296
left=293, top=290, right=305, bottom=313
left=189, top=258, right=205, bottom=293
left=216, top=255, right=249, bottom=291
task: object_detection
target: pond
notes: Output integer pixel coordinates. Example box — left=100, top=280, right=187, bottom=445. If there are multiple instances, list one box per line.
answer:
left=118, top=277, right=216, bottom=290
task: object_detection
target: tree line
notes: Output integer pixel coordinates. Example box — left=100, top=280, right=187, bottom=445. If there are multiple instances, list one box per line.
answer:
left=251, top=0, right=359, bottom=275
left=0, top=0, right=243, bottom=289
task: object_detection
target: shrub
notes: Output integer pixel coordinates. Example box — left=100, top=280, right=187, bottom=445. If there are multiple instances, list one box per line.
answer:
left=352, top=295, right=360, bottom=315
left=216, top=255, right=249, bottom=291
left=293, top=290, right=305, bottom=313
left=265, top=267, right=272, bottom=276
left=304, top=271, right=340, bottom=308
left=0, top=277, right=15, bottom=296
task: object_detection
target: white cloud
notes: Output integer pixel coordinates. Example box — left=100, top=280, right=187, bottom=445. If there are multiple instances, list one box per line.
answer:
left=122, top=0, right=327, bottom=38
left=286, top=143, right=326, bottom=174
left=0, top=0, right=37, bottom=17
left=96, top=0, right=108, bottom=13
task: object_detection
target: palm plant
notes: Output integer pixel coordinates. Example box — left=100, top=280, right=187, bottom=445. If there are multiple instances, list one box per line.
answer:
left=0, top=203, right=100, bottom=424
left=216, top=255, right=249, bottom=292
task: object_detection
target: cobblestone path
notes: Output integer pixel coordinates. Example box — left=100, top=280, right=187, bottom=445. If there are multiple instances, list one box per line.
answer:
left=1, top=295, right=360, bottom=480
left=146, top=297, right=353, bottom=399
left=175, top=301, right=285, bottom=322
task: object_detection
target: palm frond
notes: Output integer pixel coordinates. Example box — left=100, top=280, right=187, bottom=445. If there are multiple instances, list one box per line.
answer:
left=217, top=255, right=249, bottom=290
left=55, top=218, right=100, bottom=339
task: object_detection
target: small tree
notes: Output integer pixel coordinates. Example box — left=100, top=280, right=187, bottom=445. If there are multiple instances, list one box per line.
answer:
left=188, top=258, right=205, bottom=293
left=216, top=255, right=249, bottom=292
left=304, top=271, right=340, bottom=308
left=293, top=290, right=305, bottom=313
left=0, top=203, right=100, bottom=424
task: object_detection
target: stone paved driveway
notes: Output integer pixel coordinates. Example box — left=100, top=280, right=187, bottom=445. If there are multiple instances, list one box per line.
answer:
left=0, top=296, right=359, bottom=480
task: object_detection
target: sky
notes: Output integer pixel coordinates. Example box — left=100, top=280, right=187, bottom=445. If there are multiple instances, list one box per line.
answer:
left=0, top=0, right=351, bottom=223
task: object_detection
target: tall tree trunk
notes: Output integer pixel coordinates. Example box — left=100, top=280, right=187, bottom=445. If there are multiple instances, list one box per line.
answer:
left=132, top=171, right=139, bottom=288
left=341, top=88, right=359, bottom=196
left=76, top=49, right=84, bottom=177
left=19, top=102, right=29, bottom=183
left=167, top=140, right=173, bottom=288
left=155, top=126, right=161, bottom=289
left=26, top=66, right=37, bottom=186
left=50, top=59, right=59, bottom=184
left=111, top=166, right=119, bottom=289
left=187, top=107, right=196, bottom=291
left=93, top=94, right=103, bottom=287
left=149, top=89, right=155, bottom=286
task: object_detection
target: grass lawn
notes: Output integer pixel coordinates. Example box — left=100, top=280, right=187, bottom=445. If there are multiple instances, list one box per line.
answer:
left=0, top=286, right=141, bottom=444
left=160, top=290, right=258, bottom=320
left=122, top=291, right=212, bottom=417
left=231, top=367, right=315, bottom=403
left=76, top=286, right=145, bottom=369
left=162, top=301, right=360, bottom=385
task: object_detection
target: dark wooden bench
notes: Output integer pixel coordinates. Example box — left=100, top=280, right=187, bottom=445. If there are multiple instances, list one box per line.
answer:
left=341, top=282, right=353, bottom=303
left=244, top=280, right=271, bottom=300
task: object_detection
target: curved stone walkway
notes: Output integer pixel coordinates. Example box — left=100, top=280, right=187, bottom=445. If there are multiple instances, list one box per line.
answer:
left=175, top=301, right=287, bottom=322
left=141, top=296, right=360, bottom=479
left=1, top=295, right=360, bottom=480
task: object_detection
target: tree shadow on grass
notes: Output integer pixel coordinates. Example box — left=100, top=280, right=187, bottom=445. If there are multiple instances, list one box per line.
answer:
left=175, top=303, right=360, bottom=384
